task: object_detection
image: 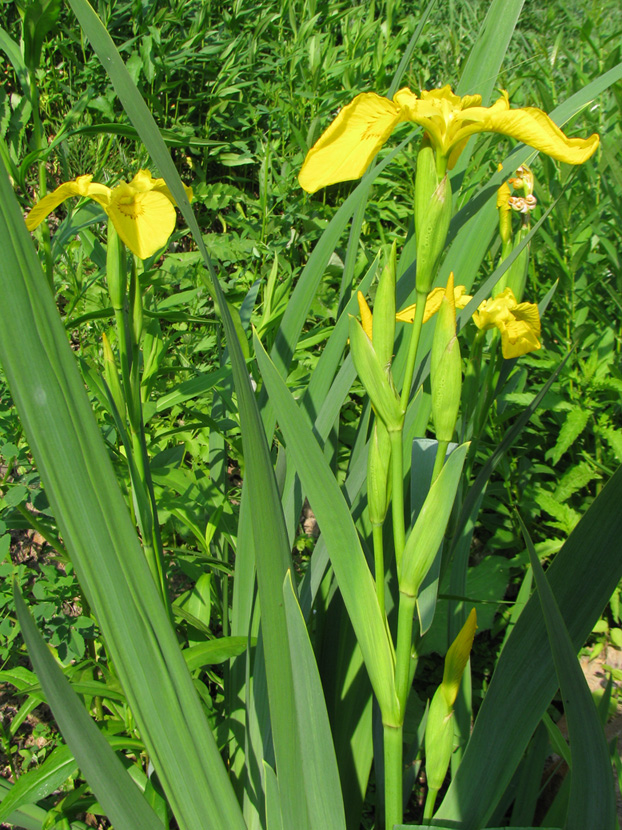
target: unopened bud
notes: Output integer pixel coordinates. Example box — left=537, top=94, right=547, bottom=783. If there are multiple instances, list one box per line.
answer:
left=349, top=316, right=404, bottom=432
left=367, top=419, right=392, bottom=525
left=430, top=273, right=462, bottom=443
left=415, top=141, right=452, bottom=294
left=372, top=242, right=397, bottom=370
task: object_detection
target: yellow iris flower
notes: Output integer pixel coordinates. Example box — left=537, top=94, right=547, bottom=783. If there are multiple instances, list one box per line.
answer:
left=25, top=170, right=192, bottom=259
left=396, top=283, right=473, bottom=324
left=299, top=85, right=599, bottom=193
left=473, top=287, right=541, bottom=359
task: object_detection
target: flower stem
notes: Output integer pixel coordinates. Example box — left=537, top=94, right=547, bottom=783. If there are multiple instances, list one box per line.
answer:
left=400, top=290, right=428, bottom=411
left=423, top=786, right=439, bottom=822
left=395, top=591, right=417, bottom=712
left=383, top=721, right=403, bottom=830
left=431, top=439, right=449, bottom=484
left=389, top=429, right=405, bottom=575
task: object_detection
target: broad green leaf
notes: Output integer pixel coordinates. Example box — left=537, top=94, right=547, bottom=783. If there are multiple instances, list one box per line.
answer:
left=519, top=515, right=615, bottom=830
left=12, top=584, right=165, bottom=830
left=282, top=571, right=347, bottom=830
left=435, top=463, right=622, bottom=828
left=0, top=165, right=244, bottom=830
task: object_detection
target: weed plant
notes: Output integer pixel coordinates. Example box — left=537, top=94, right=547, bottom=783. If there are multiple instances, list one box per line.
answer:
left=0, top=0, right=621, bottom=828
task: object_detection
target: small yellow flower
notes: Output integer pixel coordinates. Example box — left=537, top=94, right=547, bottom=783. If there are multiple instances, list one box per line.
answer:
left=473, top=287, right=541, bottom=359
left=25, top=170, right=192, bottom=259
left=396, top=283, right=473, bottom=324
left=299, top=85, right=599, bottom=193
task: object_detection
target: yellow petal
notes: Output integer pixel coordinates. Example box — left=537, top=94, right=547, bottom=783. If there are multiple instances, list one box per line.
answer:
left=441, top=608, right=477, bottom=708
left=484, top=104, right=599, bottom=164
left=25, top=175, right=111, bottom=230
left=130, top=169, right=194, bottom=204
left=298, top=92, right=404, bottom=193
left=106, top=186, right=176, bottom=259
left=357, top=291, right=373, bottom=340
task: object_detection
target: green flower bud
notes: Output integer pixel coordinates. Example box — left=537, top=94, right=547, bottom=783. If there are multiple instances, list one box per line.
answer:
left=425, top=609, right=477, bottom=791
left=415, top=141, right=452, bottom=294
left=367, top=419, right=392, bottom=525
left=349, top=316, right=404, bottom=432
left=372, top=241, right=397, bottom=370
left=129, top=263, right=143, bottom=348
left=431, top=273, right=462, bottom=443
left=424, top=687, right=454, bottom=792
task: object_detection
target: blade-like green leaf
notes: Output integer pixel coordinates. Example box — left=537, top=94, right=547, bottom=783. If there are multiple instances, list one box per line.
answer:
left=518, top=515, right=615, bottom=830
left=51, top=1, right=313, bottom=824
left=12, top=584, right=165, bottom=830
left=435, top=464, right=622, bottom=828
left=0, top=129, right=244, bottom=830
left=254, top=332, right=399, bottom=723
left=283, top=571, right=347, bottom=830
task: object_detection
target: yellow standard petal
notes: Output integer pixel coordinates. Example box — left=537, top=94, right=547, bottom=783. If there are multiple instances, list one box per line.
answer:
left=298, top=92, right=406, bottom=193
left=131, top=169, right=194, bottom=204
left=107, top=184, right=176, bottom=260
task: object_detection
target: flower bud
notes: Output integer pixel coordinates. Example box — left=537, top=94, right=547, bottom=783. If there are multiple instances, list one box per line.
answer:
left=349, top=316, right=404, bottom=432
left=372, top=242, right=397, bottom=370
left=415, top=141, right=452, bottom=294
left=367, top=419, right=392, bottom=525
left=430, top=273, right=462, bottom=443
left=129, top=263, right=143, bottom=348
left=425, top=609, right=476, bottom=791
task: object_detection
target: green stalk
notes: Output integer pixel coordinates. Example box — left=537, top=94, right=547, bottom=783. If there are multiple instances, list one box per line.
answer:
left=106, top=225, right=170, bottom=614
left=423, top=786, right=439, bottom=822
left=372, top=522, right=386, bottom=618
left=431, top=439, right=449, bottom=484
left=383, top=721, right=403, bottom=830
left=395, top=591, right=417, bottom=712
left=389, top=429, right=405, bottom=575
left=400, top=290, right=427, bottom=411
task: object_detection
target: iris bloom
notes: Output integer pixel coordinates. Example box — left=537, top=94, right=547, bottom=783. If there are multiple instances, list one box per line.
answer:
left=25, top=170, right=192, bottom=259
left=299, top=85, right=599, bottom=193
left=473, top=288, right=541, bottom=359
left=396, top=284, right=473, bottom=324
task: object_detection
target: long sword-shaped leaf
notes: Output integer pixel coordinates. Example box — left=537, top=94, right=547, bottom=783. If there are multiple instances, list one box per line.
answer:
left=254, top=332, right=399, bottom=723
left=435, top=463, right=622, bottom=828
left=283, top=571, right=347, bottom=830
left=0, top=171, right=245, bottom=830
left=64, top=2, right=312, bottom=824
left=518, top=515, right=615, bottom=830
left=12, top=585, right=165, bottom=830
